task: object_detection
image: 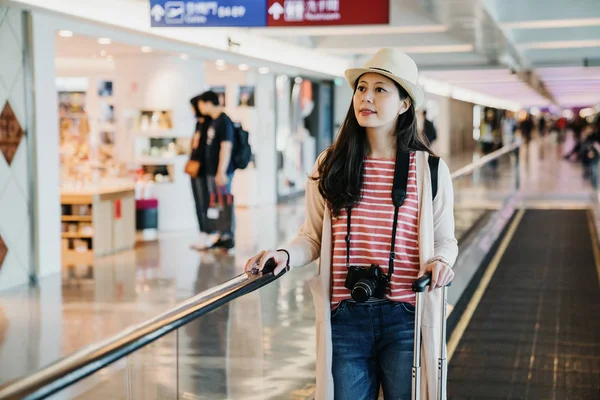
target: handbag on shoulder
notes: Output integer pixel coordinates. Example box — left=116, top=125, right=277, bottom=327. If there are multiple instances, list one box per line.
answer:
left=184, top=160, right=200, bottom=178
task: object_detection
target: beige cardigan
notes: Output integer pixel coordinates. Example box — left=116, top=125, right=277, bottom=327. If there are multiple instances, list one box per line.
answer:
left=285, top=151, right=459, bottom=400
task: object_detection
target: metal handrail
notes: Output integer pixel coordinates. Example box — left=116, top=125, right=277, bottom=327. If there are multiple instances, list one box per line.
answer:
left=0, top=142, right=521, bottom=400
left=450, top=142, right=520, bottom=180
left=0, top=265, right=285, bottom=400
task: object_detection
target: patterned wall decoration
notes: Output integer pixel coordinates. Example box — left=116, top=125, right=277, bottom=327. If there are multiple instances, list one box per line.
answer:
left=0, top=5, right=32, bottom=291
left=0, top=236, right=7, bottom=271
left=0, top=101, right=24, bottom=165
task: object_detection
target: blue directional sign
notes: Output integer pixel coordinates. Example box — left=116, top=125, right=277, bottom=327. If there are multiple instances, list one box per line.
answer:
left=149, top=0, right=267, bottom=27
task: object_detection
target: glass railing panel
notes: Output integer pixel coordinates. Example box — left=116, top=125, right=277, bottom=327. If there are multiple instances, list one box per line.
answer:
left=448, top=145, right=521, bottom=309
left=46, top=330, right=178, bottom=400
left=177, top=264, right=318, bottom=400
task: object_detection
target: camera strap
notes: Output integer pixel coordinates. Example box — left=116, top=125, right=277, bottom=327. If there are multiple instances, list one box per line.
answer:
left=345, top=149, right=411, bottom=281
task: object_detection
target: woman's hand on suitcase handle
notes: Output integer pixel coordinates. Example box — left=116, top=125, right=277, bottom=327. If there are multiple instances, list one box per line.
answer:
left=244, top=250, right=288, bottom=276
left=418, top=260, right=454, bottom=292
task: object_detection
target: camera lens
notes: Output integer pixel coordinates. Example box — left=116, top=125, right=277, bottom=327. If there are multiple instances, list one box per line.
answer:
left=352, top=278, right=376, bottom=303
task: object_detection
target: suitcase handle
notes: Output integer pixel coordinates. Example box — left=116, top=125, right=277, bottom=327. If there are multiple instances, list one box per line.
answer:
left=411, top=272, right=450, bottom=400
left=412, top=272, right=452, bottom=293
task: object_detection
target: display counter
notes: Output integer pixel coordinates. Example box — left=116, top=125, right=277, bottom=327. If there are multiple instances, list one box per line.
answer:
left=60, top=183, right=136, bottom=268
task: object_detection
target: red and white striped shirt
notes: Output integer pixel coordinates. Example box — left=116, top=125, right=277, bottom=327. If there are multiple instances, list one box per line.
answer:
left=331, top=152, right=420, bottom=308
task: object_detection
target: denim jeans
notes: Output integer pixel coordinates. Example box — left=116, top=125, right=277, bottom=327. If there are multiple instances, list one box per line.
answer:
left=331, top=300, right=415, bottom=400
left=191, top=175, right=211, bottom=234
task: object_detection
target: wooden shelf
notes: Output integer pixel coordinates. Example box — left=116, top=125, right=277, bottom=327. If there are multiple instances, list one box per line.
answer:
left=63, top=250, right=94, bottom=266
left=62, top=232, right=94, bottom=239
left=62, top=216, right=92, bottom=222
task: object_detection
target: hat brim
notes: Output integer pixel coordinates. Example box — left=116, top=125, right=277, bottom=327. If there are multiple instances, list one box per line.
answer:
left=345, top=68, right=424, bottom=110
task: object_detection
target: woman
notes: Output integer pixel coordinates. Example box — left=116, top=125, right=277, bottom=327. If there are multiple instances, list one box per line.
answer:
left=245, top=48, right=458, bottom=399
left=189, top=95, right=216, bottom=250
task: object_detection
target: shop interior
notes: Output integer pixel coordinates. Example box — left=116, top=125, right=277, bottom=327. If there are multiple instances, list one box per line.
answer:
left=53, top=31, right=281, bottom=277
left=275, top=75, right=334, bottom=200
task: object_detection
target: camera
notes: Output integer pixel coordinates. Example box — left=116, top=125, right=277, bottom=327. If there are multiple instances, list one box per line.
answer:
left=344, top=264, right=390, bottom=303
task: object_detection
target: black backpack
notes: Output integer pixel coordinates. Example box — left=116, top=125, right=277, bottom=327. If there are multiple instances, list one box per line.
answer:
left=231, top=122, right=252, bottom=170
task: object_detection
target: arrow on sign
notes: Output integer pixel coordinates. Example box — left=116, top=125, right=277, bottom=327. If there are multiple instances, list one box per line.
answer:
left=268, top=2, right=284, bottom=20
left=151, top=4, right=165, bottom=22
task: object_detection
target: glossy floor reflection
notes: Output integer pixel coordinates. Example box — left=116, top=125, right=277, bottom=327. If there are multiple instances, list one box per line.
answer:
left=0, top=139, right=594, bottom=399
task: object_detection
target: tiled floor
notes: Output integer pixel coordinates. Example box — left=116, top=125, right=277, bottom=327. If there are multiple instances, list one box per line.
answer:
left=0, top=137, right=596, bottom=399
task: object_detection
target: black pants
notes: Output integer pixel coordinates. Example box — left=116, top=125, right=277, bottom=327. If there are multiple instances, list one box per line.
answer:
left=191, top=175, right=211, bottom=234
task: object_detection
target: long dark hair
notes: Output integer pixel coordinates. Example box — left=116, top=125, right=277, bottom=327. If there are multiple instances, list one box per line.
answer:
left=314, top=80, right=432, bottom=217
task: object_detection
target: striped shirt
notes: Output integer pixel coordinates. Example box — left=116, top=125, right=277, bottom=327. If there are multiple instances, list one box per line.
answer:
left=331, top=152, right=420, bottom=308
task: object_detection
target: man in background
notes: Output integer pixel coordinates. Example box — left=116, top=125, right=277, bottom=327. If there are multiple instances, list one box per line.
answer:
left=197, top=90, right=236, bottom=250
left=419, top=110, right=437, bottom=146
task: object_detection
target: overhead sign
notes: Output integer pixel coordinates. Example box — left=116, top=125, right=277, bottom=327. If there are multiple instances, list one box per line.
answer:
left=266, top=0, right=389, bottom=26
left=149, top=0, right=267, bottom=27
left=149, top=0, right=389, bottom=27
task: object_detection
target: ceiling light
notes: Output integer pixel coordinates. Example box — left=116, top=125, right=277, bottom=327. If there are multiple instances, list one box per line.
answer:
left=261, top=24, right=447, bottom=36
left=58, top=30, right=73, bottom=38
left=180, top=53, right=189, bottom=60
left=216, top=59, right=226, bottom=67
left=325, top=44, right=474, bottom=55
left=141, top=46, right=152, bottom=53
left=238, top=63, right=249, bottom=71
left=100, top=50, right=107, bottom=57
left=98, top=38, right=111, bottom=45
left=217, top=65, right=227, bottom=71
left=401, top=44, right=474, bottom=54
left=258, top=67, right=269, bottom=74
left=517, top=40, right=600, bottom=50
left=501, top=18, right=600, bottom=30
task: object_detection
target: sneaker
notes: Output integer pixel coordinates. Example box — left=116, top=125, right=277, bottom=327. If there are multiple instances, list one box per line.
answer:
left=190, top=233, right=219, bottom=251
left=209, top=237, right=235, bottom=250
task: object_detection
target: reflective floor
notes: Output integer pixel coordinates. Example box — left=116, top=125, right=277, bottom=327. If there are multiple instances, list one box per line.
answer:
left=0, top=135, right=596, bottom=399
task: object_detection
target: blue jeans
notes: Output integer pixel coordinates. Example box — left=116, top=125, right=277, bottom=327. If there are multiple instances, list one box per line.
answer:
left=331, top=300, right=415, bottom=400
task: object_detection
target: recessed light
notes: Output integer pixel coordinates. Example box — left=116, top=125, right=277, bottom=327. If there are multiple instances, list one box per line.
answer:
left=258, top=67, right=270, bottom=74
left=141, top=46, right=152, bottom=53
left=100, top=50, right=107, bottom=57
left=58, top=30, right=73, bottom=38
left=238, top=63, right=249, bottom=71
left=98, top=38, right=111, bottom=45
left=180, top=53, right=189, bottom=60
left=216, top=59, right=226, bottom=67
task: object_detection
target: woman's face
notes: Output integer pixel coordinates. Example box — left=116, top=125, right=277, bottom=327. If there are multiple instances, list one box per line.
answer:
left=353, top=73, right=409, bottom=130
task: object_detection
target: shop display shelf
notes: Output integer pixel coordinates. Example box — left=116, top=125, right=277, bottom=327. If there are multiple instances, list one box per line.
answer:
left=61, top=216, right=93, bottom=222
left=63, top=250, right=94, bottom=266
left=62, top=232, right=94, bottom=239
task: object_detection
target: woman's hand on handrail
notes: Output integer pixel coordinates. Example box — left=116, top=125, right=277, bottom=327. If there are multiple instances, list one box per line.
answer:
left=244, top=250, right=289, bottom=276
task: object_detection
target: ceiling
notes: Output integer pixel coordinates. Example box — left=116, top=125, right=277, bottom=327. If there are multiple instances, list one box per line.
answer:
left=54, top=34, right=169, bottom=59
left=46, top=0, right=600, bottom=109
left=252, top=0, right=600, bottom=108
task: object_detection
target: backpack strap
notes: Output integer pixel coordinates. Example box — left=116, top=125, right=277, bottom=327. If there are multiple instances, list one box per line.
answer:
left=428, top=155, right=440, bottom=200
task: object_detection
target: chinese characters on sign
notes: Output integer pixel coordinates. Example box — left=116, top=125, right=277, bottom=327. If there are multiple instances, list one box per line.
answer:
left=150, top=0, right=267, bottom=27
left=150, top=0, right=389, bottom=27
left=270, top=0, right=340, bottom=22
left=266, top=0, right=388, bottom=26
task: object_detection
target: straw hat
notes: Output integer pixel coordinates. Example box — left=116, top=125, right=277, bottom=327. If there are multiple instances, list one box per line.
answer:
left=345, top=48, right=424, bottom=109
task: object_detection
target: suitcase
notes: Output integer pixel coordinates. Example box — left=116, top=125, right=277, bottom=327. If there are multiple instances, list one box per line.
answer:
left=411, top=273, right=449, bottom=400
